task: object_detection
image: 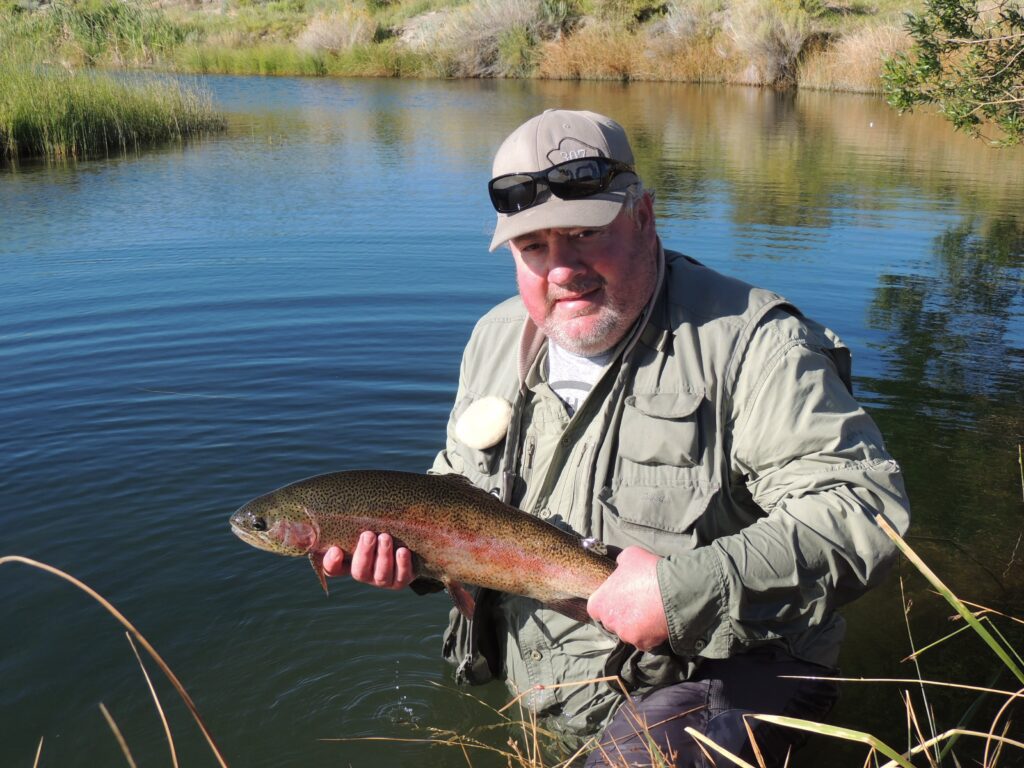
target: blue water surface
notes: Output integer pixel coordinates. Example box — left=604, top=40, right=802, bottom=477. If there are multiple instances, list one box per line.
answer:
left=1, top=76, right=1022, bottom=767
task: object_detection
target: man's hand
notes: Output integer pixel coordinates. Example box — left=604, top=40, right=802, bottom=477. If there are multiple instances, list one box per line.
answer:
left=587, top=546, right=670, bottom=651
left=322, top=531, right=415, bottom=590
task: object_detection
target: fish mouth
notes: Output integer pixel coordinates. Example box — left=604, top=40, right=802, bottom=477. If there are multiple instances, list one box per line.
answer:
left=230, top=519, right=266, bottom=549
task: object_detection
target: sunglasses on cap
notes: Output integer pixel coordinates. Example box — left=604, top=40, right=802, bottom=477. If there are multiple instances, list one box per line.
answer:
left=488, top=157, right=635, bottom=214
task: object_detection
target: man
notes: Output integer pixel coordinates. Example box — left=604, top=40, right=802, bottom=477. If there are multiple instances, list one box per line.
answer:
left=324, top=109, right=911, bottom=766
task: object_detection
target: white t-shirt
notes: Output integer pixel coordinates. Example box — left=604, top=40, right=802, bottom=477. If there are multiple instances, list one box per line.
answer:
left=546, top=342, right=614, bottom=416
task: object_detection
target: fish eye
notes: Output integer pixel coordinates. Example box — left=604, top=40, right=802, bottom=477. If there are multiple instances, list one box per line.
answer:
left=252, top=516, right=268, bottom=532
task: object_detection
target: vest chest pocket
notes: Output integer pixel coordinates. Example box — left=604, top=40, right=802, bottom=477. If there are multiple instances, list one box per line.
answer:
left=618, top=391, right=704, bottom=467
left=601, top=390, right=716, bottom=548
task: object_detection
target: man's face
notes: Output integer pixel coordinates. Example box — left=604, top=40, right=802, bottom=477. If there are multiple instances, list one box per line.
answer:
left=509, top=193, right=658, bottom=357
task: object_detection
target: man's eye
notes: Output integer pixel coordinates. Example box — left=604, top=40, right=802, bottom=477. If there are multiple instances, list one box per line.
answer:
left=574, top=229, right=600, bottom=239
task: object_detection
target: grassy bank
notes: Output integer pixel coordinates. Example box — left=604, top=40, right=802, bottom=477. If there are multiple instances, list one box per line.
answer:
left=0, top=0, right=225, bottom=163
left=0, top=59, right=226, bottom=163
left=2, top=0, right=920, bottom=91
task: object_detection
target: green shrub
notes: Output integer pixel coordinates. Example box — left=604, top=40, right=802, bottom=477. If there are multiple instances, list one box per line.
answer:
left=800, top=0, right=828, bottom=18
left=540, top=0, right=582, bottom=35
left=583, top=0, right=668, bottom=26
left=884, top=0, right=1024, bottom=146
left=497, top=25, right=538, bottom=76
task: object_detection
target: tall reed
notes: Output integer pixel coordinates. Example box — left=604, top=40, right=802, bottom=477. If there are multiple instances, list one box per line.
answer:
left=0, top=58, right=225, bottom=163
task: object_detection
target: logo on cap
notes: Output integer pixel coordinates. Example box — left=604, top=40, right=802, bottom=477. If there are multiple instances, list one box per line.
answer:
left=546, top=138, right=604, bottom=165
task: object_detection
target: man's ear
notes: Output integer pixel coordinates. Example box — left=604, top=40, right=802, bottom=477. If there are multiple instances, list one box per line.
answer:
left=635, top=191, right=657, bottom=242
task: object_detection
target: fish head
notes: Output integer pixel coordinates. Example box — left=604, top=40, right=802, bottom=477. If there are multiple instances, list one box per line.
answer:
left=229, top=489, right=319, bottom=558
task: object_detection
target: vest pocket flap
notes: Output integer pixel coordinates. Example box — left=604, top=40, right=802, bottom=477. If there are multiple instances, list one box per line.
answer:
left=619, top=391, right=704, bottom=467
left=600, top=482, right=714, bottom=537
left=624, top=391, right=703, bottom=419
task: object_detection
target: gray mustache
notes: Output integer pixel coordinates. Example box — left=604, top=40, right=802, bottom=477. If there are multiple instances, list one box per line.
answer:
left=549, top=279, right=604, bottom=299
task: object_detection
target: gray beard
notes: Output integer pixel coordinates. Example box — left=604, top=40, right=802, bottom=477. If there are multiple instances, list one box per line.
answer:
left=541, top=307, right=630, bottom=356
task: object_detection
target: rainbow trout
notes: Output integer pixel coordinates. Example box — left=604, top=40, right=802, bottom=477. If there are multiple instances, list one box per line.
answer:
left=230, top=470, right=616, bottom=622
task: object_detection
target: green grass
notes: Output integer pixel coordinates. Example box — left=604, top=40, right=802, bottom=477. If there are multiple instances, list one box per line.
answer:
left=326, top=41, right=437, bottom=78
left=176, top=41, right=329, bottom=76
left=0, top=57, right=225, bottom=163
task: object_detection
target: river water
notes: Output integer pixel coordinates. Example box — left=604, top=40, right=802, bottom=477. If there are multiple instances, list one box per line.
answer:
left=1, top=76, right=1022, bottom=767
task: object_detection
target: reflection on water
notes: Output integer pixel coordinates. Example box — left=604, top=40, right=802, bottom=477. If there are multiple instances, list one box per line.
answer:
left=862, top=214, right=1022, bottom=618
left=0, top=76, right=1022, bottom=767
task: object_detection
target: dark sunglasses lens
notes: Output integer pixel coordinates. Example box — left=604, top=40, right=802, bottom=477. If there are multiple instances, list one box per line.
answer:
left=548, top=159, right=611, bottom=199
left=490, top=174, right=537, bottom=213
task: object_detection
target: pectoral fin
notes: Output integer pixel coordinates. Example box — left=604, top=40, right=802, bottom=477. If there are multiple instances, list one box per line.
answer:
left=443, top=577, right=476, bottom=619
left=309, top=551, right=329, bottom=596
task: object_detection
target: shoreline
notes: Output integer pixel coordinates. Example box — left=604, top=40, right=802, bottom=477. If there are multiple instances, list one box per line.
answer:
left=2, top=0, right=917, bottom=92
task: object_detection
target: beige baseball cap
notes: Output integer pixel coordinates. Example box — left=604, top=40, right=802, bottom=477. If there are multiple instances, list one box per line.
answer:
left=488, top=109, right=639, bottom=252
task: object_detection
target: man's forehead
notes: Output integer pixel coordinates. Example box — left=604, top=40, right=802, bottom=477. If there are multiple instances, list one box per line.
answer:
left=511, top=223, right=609, bottom=242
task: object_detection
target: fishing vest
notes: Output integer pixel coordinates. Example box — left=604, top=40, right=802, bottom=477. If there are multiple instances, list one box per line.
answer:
left=435, top=246, right=852, bottom=694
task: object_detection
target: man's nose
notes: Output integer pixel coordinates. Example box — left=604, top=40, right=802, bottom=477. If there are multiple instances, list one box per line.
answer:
left=546, top=237, right=588, bottom=283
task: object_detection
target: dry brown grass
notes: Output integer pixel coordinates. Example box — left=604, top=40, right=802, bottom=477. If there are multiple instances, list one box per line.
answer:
left=642, top=1, right=736, bottom=83
left=536, top=16, right=735, bottom=83
left=536, top=22, right=644, bottom=80
left=800, top=22, right=910, bottom=92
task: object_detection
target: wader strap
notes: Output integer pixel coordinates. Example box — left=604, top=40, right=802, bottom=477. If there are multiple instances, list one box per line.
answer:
left=640, top=322, right=672, bottom=353
left=602, top=640, right=637, bottom=695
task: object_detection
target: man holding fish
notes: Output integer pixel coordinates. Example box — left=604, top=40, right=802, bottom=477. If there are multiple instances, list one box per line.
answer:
left=321, top=110, right=911, bottom=766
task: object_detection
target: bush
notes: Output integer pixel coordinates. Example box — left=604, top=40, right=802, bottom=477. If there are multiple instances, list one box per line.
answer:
left=431, top=0, right=560, bottom=78
left=583, top=0, right=667, bottom=27
left=396, top=9, right=453, bottom=51
left=539, top=0, right=582, bottom=36
left=883, top=0, right=1024, bottom=146
left=295, top=8, right=375, bottom=54
left=660, top=0, right=724, bottom=40
left=724, top=0, right=811, bottom=85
